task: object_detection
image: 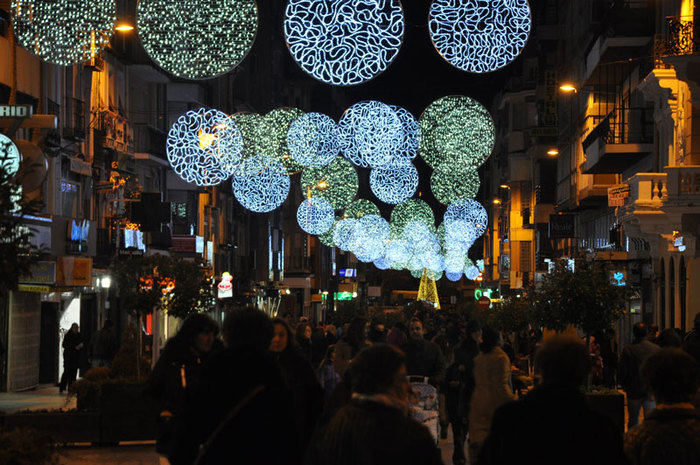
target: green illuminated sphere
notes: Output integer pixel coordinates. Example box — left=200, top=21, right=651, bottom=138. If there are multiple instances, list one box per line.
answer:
left=12, top=0, right=115, bottom=66
left=344, top=199, right=381, bottom=219
left=390, top=199, right=435, bottom=236
left=419, top=95, right=495, bottom=169
left=301, top=157, right=358, bottom=209
left=319, top=216, right=341, bottom=246
left=257, top=108, right=306, bottom=174
left=431, top=162, right=480, bottom=204
left=137, top=0, right=258, bottom=80
left=411, top=268, right=424, bottom=278
left=230, top=112, right=264, bottom=160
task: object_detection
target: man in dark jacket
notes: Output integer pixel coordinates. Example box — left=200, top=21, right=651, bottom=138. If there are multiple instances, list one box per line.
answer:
left=620, top=323, right=660, bottom=428
left=59, top=323, right=83, bottom=393
left=625, top=348, right=700, bottom=465
left=90, top=320, right=117, bottom=368
left=402, top=318, right=445, bottom=386
left=477, top=335, right=627, bottom=465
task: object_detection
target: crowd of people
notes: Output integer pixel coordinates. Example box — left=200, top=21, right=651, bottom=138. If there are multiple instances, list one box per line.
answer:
left=142, top=308, right=700, bottom=465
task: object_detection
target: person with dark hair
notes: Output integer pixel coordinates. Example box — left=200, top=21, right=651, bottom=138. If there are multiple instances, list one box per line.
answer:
left=599, top=327, right=619, bottom=388
left=333, top=317, right=369, bottom=378
left=683, top=313, right=700, bottom=364
left=311, top=326, right=328, bottom=367
left=90, top=319, right=117, bottom=368
left=317, top=345, right=341, bottom=398
left=59, top=323, right=83, bottom=393
left=467, top=327, right=515, bottom=463
left=656, top=328, right=683, bottom=348
left=401, top=317, right=446, bottom=386
left=145, top=313, right=220, bottom=456
left=477, top=335, right=627, bottom=465
left=625, top=348, right=700, bottom=465
left=621, top=323, right=660, bottom=429
left=270, top=317, right=323, bottom=458
left=647, top=324, right=660, bottom=344
left=169, top=308, right=299, bottom=465
left=307, top=344, right=443, bottom=465
left=296, top=322, right=313, bottom=361
left=387, top=322, right=408, bottom=347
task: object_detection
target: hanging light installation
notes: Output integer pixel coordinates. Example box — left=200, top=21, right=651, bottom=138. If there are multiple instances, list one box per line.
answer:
left=370, top=159, right=418, bottom=205
left=339, top=100, right=403, bottom=168
left=0, top=134, right=22, bottom=177
left=301, top=157, right=358, bottom=209
left=343, top=199, right=381, bottom=219
left=257, top=107, right=306, bottom=174
left=297, top=197, right=335, bottom=235
left=232, top=156, right=290, bottom=213
left=287, top=112, right=340, bottom=168
left=431, top=163, right=480, bottom=204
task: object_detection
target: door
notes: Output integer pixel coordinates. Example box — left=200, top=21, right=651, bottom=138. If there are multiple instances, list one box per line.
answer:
left=39, top=302, right=59, bottom=383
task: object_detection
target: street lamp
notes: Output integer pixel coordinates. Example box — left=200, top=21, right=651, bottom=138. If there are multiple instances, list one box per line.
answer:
left=547, top=148, right=559, bottom=156
left=493, top=198, right=502, bottom=205
left=559, top=83, right=577, bottom=93
left=499, top=184, right=510, bottom=189
left=115, top=23, right=134, bottom=32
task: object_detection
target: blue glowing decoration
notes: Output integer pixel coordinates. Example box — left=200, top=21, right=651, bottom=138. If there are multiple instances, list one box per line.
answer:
left=444, top=250, right=467, bottom=274
left=444, top=198, right=488, bottom=239
left=287, top=112, right=340, bottom=168
left=297, top=197, right=335, bottom=235
left=390, top=199, right=435, bottom=236
left=167, top=108, right=243, bottom=186
left=429, top=0, right=531, bottom=74
left=389, top=105, right=421, bottom=161
left=232, top=156, right=290, bottom=213
left=374, top=256, right=392, bottom=270
left=319, top=216, right=340, bottom=247
left=339, top=101, right=403, bottom=168
left=333, top=218, right=360, bottom=251
left=0, top=134, right=21, bottom=177
left=350, top=214, right=390, bottom=263
left=284, top=0, right=404, bottom=86
left=385, top=238, right=411, bottom=264
left=465, top=265, right=480, bottom=281
left=410, top=268, right=424, bottom=278
left=446, top=271, right=462, bottom=282
left=370, top=159, right=418, bottom=205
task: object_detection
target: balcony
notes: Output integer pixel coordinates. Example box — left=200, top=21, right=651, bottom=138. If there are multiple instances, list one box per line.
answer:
left=578, top=173, right=618, bottom=206
left=134, top=124, right=167, bottom=160
left=665, top=166, right=700, bottom=206
left=581, top=107, right=653, bottom=174
left=655, top=16, right=698, bottom=58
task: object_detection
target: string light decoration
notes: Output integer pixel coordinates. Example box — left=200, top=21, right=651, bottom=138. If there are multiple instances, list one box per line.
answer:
left=284, top=0, right=404, bottom=86
left=319, top=216, right=341, bottom=246
left=350, top=214, right=390, bottom=262
left=426, top=269, right=443, bottom=281
left=389, top=105, right=421, bottom=161
left=344, top=199, right=381, bottom=219
left=419, top=96, right=495, bottom=169
left=258, top=108, right=306, bottom=174
left=137, top=0, right=258, bottom=79
left=297, top=197, right=335, bottom=235
left=374, top=256, right=392, bottom=270
left=167, top=108, right=243, bottom=186
left=12, top=0, right=115, bottom=66
left=0, top=134, right=21, bottom=177
left=232, top=156, right=290, bottom=213
left=370, top=159, right=418, bottom=205
left=410, top=268, right=424, bottom=279
left=385, top=238, right=411, bottom=264
left=339, top=100, right=403, bottom=168
left=231, top=112, right=263, bottom=160
left=301, top=157, right=358, bottom=209
left=465, top=265, right=480, bottom=281
left=287, top=112, right=340, bottom=168
left=444, top=198, right=488, bottom=239
left=333, top=218, right=360, bottom=251
left=390, top=199, right=435, bottom=236
left=446, top=271, right=462, bottom=282
left=431, top=163, right=480, bottom=204
left=429, top=0, right=531, bottom=73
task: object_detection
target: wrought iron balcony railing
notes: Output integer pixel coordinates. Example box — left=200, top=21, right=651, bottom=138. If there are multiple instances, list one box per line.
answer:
left=583, top=107, right=654, bottom=151
left=655, top=16, right=698, bottom=57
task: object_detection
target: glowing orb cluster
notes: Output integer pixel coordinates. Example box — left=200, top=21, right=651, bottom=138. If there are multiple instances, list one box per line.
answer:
left=167, top=108, right=243, bottom=186
left=465, top=265, right=480, bottom=281
left=297, top=197, right=335, bottom=235
left=444, top=198, right=488, bottom=240
left=301, top=157, right=358, bottom=209
left=390, top=105, right=421, bottom=161
left=0, top=134, right=21, bottom=178
left=258, top=108, right=306, bottom=174
left=446, top=271, right=462, bottom=282
left=429, top=0, right=531, bottom=74
left=231, top=112, right=264, bottom=160
left=431, top=163, right=480, bottom=204
left=12, top=0, right=115, bottom=66
left=333, top=218, right=360, bottom=251
left=319, top=216, right=341, bottom=247
left=284, top=0, right=404, bottom=86
left=390, top=199, right=435, bottom=236
left=287, top=113, right=340, bottom=168
left=340, top=101, right=403, bottom=168
left=350, top=215, right=391, bottom=262
left=137, top=0, right=258, bottom=79
left=419, top=96, right=495, bottom=169
left=370, top=159, right=418, bottom=205
left=232, top=156, right=290, bottom=213
left=344, top=199, right=381, bottom=219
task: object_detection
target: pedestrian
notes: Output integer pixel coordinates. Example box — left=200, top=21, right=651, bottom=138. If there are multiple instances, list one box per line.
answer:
left=296, top=322, right=313, bottom=361
left=647, top=324, right=660, bottom=345
left=624, top=348, right=700, bottom=465
left=145, top=313, right=219, bottom=457
left=324, top=324, right=338, bottom=346
left=444, top=350, right=466, bottom=464
left=450, top=320, right=481, bottom=464
left=311, top=326, right=328, bottom=367
left=387, top=322, right=408, bottom=347
left=317, top=345, right=341, bottom=398
left=306, top=344, right=443, bottom=465
left=468, top=327, right=515, bottom=463
left=333, top=317, right=369, bottom=378
left=90, top=319, right=117, bottom=368
left=168, top=308, right=299, bottom=465
left=599, top=328, right=619, bottom=388
left=59, top=323, right=83, bottom=393
left=656, top=328, right=683, bottom=348
left=401, top=317, right=446, bottom=386
left=683, top=313, right=700, bottom=364
left=620, top=323, right=660, bottom=429
left=477, top=335, right=627, bottom=465
left=270, top=318, right=323, bottom=458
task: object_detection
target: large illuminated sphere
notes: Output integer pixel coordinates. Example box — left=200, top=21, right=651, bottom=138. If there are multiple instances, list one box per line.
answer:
left=389, top=105, right=421, bottom=161
left=465, top=265, right=480, bottom=281
left=339, top=101, right=403, bottom=168
left=333, top=218, right=360, bottom=251
left=444, top=198, right=488, bottom=239
left=12, top=0, right=115, bottom=66
left=319, top=216, right=341, bottom=246
left=446, top=271, right=462, bottom=282
left=390, top=199, right=435, bottom=236
left=374, top=256, right=392, bottom=270
left=167, top=108, right=243, bottom=186
left=419, top=96, right=495, bottom=169
left=431, top=163, right=480, bottom=205
left=426, top=269, right=443, bottom=281
left=297, top=197, right=335, bottom=235
left=301, top=157, right=358, bottom=209
left=429, top=0, right=531, bottom=74
left=284, top=0, right=404, bottom=86
left=411, top=268, right=424, bottom=279
left=232, top=156, right=290, bottom=213
left=0, top=134, right=22, bottom=178
left=352, top=214, right=390, bottom=261
left=370, top=159, right=418, bottom=205
left=258, top=108, right=306, bottom=174
left=231, top=112, right=263, bottom=160
left=344, top=199, right=381, bottom=219
left=287, top=113, right=340, bottom=168
left=137, top=0, right=258, bottom=79
left=385, top=238, right=411, bottom=264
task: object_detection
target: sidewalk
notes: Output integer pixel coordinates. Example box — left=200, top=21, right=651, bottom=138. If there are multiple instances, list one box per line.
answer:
left=0, top=384, right=76, bottom=413
left=59, top=445, right=160, bottom=465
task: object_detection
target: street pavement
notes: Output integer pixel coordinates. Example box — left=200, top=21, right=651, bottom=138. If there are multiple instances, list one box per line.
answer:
left=0, top=384, right=75, bottom=413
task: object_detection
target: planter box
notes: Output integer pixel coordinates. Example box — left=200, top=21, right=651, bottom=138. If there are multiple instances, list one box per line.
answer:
left=98, top=382, right=158, bottom=443
left=586, top=392, right=625, bottom=434
left=1, top=412, right=100, bottom=444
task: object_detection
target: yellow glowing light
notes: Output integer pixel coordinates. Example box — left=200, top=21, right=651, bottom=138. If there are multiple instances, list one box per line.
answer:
left=559, top=84, right=577, bottom=93
left=115, top=23, right=135, bottom=32
left=317, top=180, right=328, bottom=190
left=493, top=198, right=502, bottom=205
left=197, top=129, right=217, bottom=150
left=499, top=184, right=510, bottom=189
left=547, top=148, right=559, bottom=156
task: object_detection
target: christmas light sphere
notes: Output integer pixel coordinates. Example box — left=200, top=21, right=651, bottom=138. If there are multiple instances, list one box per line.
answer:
left=0, top=134, right=22, bottom=177
left=424, top=252, right=444, bottom=273
left=419, top=96, right=495, bottom=169
left=258, top=108, right=306, bottom=174
left=350, top=214, right=390, bottom=263
left=411, top=268, right=424, bottom=278
left=446, top=271, right=462, bottom=282
left=231, top=112, right=264, bottom=160
left=374, top=256, right=392, bottom=270
left=444, top=198, right=488, bottom=239
left=12, top=0, right=115, bottom=66
left=167, top=108, right=243, bottom=186
left=390, top=199, right=435, bottom=236
left=232, top=156, right=290, bottom=213
left=429, top=0, right=531, bottom=74
left=284, top=0, right=404, bottom=86
left=465, top=265, right=480, bottom=281
left=319, top=216, right=341, bottom=247
left=301, top=157, right=358, bottom=209
left=297, top=197, right=335, bottom=235
left=287, top=113, right=340, bottom=168
left=431, top=163, right=480, bottom=204
left=426, top=269, right=443, bottom=281
left=137, top=0, right=258, bottom=79
left=344, top=199, right=381, bottom=219
left=444, top=250, right=467, bottom=274
left=339, top=101, right=403, bottom=168
left=402, top=221, right=435, bottom=245
left=389, top=105, right=421, bottom=161
left=385, top=238, right=411, bottom=264
left=370, top=159, right=418, bottom=205
left=333, top=218, right=360, bottom=251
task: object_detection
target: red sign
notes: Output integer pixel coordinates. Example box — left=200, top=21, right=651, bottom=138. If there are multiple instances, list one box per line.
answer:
left=477, top=296, right=491, bottom=310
